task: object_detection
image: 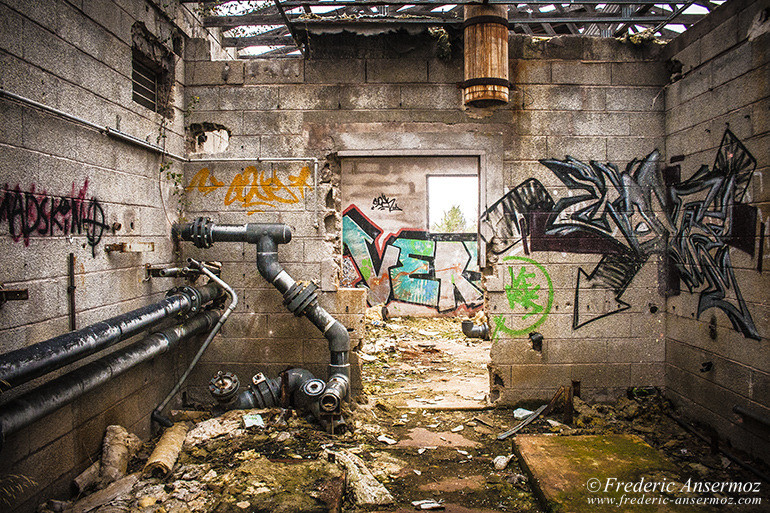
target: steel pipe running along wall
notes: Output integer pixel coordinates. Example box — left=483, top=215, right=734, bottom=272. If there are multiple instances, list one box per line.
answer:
left=175, top=217, right=351, bottom=416
left=0, top=310, right=221, bottom=448
left=0, top=283, right=223, bottom=389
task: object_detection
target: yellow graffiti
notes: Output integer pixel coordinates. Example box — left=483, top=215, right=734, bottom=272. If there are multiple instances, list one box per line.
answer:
left=186, top=165, right=312, bottom=214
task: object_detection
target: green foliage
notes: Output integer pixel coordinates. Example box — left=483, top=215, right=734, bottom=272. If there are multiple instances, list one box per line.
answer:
left=431, top=205, right=470, bottom=233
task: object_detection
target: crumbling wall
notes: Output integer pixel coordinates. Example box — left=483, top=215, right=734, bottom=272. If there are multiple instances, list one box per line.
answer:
left=486, top=35, right=668, bottom=404
left=0, top=1, right=213, bottom=511
left=662, top=0, right=770, bottom=461
left=183, top=30, right=668, bottom=410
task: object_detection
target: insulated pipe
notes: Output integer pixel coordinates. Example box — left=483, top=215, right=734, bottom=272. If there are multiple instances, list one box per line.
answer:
left=0, top=310, right=220, bottom=447
left=461, top=319, right=490, bottom=340
left=0, top=283, right=223, bottom=389
left=152, top=260, right=238, bottom=425
left=176, top=218, right=351, bottom=413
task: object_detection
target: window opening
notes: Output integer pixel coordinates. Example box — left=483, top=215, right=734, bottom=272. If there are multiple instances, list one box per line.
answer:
left=428, top=175, right=478, bottom=233
left=132, top=49, right=160, bottom=112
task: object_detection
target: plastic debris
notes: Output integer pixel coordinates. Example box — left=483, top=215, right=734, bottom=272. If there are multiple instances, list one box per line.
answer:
left=243, top=413, right=265, bottom=428
left=493, top=454, right=513, bottom=470
left=513, top=408, right=534, bottom=420
left=377, top=435, right=397, bottom=445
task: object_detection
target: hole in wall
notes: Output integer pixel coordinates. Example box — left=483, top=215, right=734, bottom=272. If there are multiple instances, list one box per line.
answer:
left=188, top=123, right=231, bottom=154
left=493, top=373, right=505, bottom=387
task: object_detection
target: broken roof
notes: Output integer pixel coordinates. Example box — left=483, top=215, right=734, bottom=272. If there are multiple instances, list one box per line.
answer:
left=182, top=1, right=724, bottom=57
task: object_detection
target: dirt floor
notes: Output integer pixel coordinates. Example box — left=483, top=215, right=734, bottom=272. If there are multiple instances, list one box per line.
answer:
left=47, top=316, right=770, bottom=513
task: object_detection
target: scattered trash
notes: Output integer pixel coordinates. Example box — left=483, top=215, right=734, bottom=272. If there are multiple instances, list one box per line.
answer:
left=513, top=408, right=534, bottom=420
left=498, top=404, right=548, bottom=440
left=413, top=469, right=422, bottom=476
left=450, top=425, right=464, bottom=432
left=143, top=422, right=191, bottom=478
left=378, top=435, right=398, bottom=445
left=243, top=413, right=265, bottom=428
left=493, top=454, right=513, bottom=470
left=412, top=499, right=446, bottom=510
left=326, top=449, right=394, bottom=506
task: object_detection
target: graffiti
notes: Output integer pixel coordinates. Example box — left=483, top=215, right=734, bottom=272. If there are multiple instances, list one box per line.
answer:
left=493, top=256, right=553, bottom=338
left=342, top=205, right=482, bottom=313
left=1, top=180, right=107, bottom=256
left=187, top=166, right=312, bottom=214
left=667, top=130, right=759, bottom=339
left=482, top=130, right=759, bottom=338
left=371, top=193, right=402, bottom=212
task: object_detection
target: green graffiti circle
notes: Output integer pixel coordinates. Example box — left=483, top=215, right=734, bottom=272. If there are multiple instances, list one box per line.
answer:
left=493, top=255, right=554, bottom=338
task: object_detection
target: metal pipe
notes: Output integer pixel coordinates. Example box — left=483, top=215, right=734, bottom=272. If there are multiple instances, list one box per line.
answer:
left=0, top=311, right=220, bottom=447
left=67, top=253, right=76, bottom=331
left=733, top=404, right=770, bottom=430
left=0, top=283, right=223, bottom=388
left=0, top=89, right=186, bottom=161
left=152, top=261, right=238, bottom=425
left=461, top=319, right=490, bottom=340
left=176, top=217, right=351, bottom=418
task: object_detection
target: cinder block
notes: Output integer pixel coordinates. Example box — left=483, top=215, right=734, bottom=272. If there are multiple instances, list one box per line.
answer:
left=679, top=63, right=712, bottom=104
left=490, top=339, right=544, bottom=365
left=428, top=58, right=462, bottom=83
left=511, top=59, right=551, bottom=85
left=510, top=363, right=573, bottom=389
left=543, top=35, right=586, bottom=61
left=605, top=87, right=664, bottom=112
left=305, top=59, right=365, bottom=83
left=245, top=59, right=304, bottom=84
left=551, top=62, right=611, bottom=86
left=278, top=84, right=341, bottom=110
left=611, top=62, right=668, bottom=86
left=186, top=61, right=244, bottom=86
left=701, top=13, right=739, bottom=63
left=241, top=110, right=302, bottom=136
left=571, top=363, right=631, bottom=388
left=502, top=134, right=547, bottom=161
left=606, top=136, right=664, bottom=162
left=366, top=58, right=428, bottom=83
left=339, top=84, right=400, bottom=110
left=185, top=38, right=211, bottom=61
left=523, top=85, right=606, bottom=111
left=400, top=84, right=460, bottom=110
left=573, top=112, right=630, bottom=136
left=546, top=136, right=606, bottom=161
left=545, top=339, right=608, bottom=364
left=630, top=362, right=664, bottom=386
left=219, top=85, right=279, bottom=111
left=673, top=38, right=702, bottom=73
left=710, top=41, right=752, bottom=89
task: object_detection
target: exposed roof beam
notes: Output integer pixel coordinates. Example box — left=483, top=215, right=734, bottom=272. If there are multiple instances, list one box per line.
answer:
left=223, top=35, right=296, bottom=47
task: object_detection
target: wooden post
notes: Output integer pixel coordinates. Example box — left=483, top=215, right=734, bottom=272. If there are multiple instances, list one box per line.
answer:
left=462, top=5, right=510, bottom=107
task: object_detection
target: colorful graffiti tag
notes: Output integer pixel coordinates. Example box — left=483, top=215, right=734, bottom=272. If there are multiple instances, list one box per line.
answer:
left=494, top=256, right=554, bottom=337
left=342, top=206, right=483, bottom=314
left=1, top=180, right=107, bottom=256
left=187, top=166, right=312, bottom=214
left=482, top=130, right=759, bottom=339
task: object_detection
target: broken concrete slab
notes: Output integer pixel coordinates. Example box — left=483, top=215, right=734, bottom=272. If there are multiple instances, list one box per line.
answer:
left=515, top=434, right=718, bottom=513
left=396, top=427, right=481, bottom=449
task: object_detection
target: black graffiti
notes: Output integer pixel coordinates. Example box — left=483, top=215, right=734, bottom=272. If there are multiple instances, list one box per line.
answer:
left=1, top=180, right=108, bottom=257
left=482, top=130, right=759, bottom=338
left=667, top=130, right=759, bottom=339
left=371, top=193, right=402, bottom=212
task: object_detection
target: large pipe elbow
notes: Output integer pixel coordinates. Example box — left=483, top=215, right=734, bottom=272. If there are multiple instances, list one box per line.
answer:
left=462, top=319, right=490, bottom=340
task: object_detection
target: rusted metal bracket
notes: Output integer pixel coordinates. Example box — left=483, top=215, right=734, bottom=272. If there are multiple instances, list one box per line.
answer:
left=144, top=262, right=222, bottom=281
left=0, top=285, right=29, bottom=308
left=105, top=241, right=156, bottom=253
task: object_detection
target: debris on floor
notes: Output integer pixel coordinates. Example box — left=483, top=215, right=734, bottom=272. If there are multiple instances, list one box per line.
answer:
left=38, top=316, right=770, bottom=513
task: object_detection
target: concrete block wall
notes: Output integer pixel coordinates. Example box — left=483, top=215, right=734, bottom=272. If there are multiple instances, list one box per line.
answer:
left=0, top=1, right=210, bottom=511
left=488, top=35, right=667, bottom=404
left=183, top=31, right=668, bottom=410
left=663, top=0, right=770, bottom=462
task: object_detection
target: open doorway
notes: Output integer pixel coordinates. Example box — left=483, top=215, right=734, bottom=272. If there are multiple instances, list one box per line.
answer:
left=341, top=156, right=490, bottom=409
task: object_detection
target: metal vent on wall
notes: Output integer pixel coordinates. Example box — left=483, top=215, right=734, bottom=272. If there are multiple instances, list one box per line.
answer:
left=132, top=49, right=160, bottom=112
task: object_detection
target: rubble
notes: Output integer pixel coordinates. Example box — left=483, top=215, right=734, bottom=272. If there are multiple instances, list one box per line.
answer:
left=47, top=316, right=770, bottom=513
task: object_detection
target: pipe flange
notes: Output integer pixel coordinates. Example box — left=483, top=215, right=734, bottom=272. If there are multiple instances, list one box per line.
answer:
left=283, top=281, right=318, bottom=317
left=251, top=372, right=280, bottom=408
left=209, top=371, right=240, bottom=403
left=177, top=286, right=202, bottom=314
left=190, top=217, right=214, bottom=248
